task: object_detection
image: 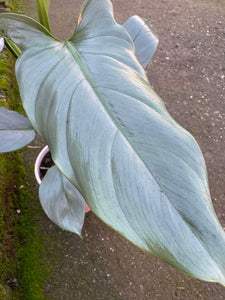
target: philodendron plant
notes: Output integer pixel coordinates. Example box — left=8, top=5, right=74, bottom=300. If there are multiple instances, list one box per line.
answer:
left=0, top=0, right=225, bottom=286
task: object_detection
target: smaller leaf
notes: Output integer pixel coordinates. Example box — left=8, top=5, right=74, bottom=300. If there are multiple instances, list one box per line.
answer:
left=123, top=16, right=158, bottom=68
left=0, top=37, right=4, bottom=52
left=4, top=37, right=21, bottom=58
left=39, top=166, right=86, bottom=236
left=0, top=107, right=35, bottom=152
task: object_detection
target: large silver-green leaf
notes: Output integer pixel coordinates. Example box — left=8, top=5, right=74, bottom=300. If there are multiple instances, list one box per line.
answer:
left=123, top=16, right=158, bottom=67
left=0, top=0, right=225, bottom=285
left=0, top=107, right=35, bottom=152
left=39, top=165, right=85, bottom=236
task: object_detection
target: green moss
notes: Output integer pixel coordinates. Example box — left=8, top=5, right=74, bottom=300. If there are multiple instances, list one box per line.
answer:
left=0, top=283, right=12, bottom=300
left=0, top=1, right=51, bottom=299
left=11, top=154, right=50, bottom=300
left=0, top=150, right=50, bottom=299
left=0, top=49, right=12, bottom=104
left=0, top=154, right=20, bottom=296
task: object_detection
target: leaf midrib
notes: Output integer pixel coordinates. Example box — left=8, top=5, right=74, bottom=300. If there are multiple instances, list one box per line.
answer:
left=65, top=41, right=124, bottom=134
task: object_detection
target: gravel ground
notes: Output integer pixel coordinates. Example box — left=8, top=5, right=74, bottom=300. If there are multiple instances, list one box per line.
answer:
left=24, top=0, right=225, bottom=299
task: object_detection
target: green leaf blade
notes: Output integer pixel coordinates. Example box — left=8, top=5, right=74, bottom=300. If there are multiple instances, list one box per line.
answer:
left=35, top=0, right=51, bottom=32
left=4, top=37, right=21, bottom=58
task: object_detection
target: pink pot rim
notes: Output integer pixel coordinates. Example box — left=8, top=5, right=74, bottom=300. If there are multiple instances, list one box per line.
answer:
left=34, top=145, right=90, bottom=213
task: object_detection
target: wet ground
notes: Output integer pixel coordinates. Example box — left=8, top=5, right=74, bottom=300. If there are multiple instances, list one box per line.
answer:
left=24, top=0, right=225, bottom=299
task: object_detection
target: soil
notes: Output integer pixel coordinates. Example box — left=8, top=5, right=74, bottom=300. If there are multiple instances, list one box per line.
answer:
left=23, top=0, right=225, bottom=299
left=39, top=151, right=54, bottom=180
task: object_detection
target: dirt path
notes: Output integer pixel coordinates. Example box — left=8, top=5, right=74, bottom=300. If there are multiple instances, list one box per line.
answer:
left=24, top=0, right=225, bottom=299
